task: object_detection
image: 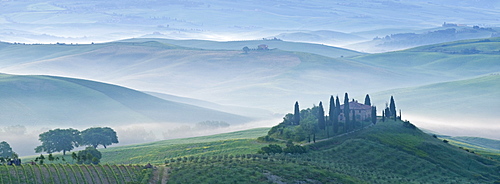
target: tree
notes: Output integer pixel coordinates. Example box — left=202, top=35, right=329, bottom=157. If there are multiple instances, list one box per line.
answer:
left=389, top=96, right=396, bottom=120
left=35, top=154, right=45, bottom=165
left=343, top=93, right=350, bottom=131
left=364, top=94, right=371, bottom=106
left=35, top=128, right=81, bottom=155
left=318, top=101, right=326, bottom=131
left=352, top=108, right=356, bottom=129
left=382, top=110, right=386, bottom=122
left=328, top=96, right=335, bottom=135
left=283, top=140, right=307, bottom=154
left=71, top=152, right=78, bottom=164
left=334, top=96, right=341, bottom=133
left=371, top=106, right=377, bottom=124
left=399, top=109, right=402, bottom=120
left=77, top=147, right=102, bottom=164
left=0, top=141, right=14, bottom=158
left=258, top=144, right=282, bottom=154
left=48, top=153, right=55, bottom=162
left=300, top=116, right=317, bottom=143
left=81, top=127, right=119, bottom=149
left=242, top=46, right=250, bottom=54
left=294, top=101, right=300, bottom=125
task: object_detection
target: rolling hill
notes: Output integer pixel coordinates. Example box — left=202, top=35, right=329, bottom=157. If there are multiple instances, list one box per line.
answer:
left=0, top=39, right=397, bottom=113
left=16, top=120, right=500, bottom=183
left=0, top=73, right=253, bottom=156
left=370, top=74, right=500, bottom=139
left=1, top=0, right=500, bottom=45
left=96, top=120, right=500, bottom=183
left=350, top=37, right=500, bottom=83
left=126, top=38, right=364, bottom=58
left=345, top=26, right=500, bottom=53
left=0, top=73, right=250, bottom=127
left=1, top=38, right=499, bottom=138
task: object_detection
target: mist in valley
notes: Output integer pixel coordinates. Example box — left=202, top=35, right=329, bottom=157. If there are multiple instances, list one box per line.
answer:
left=0, top=0, right=499, bottom=157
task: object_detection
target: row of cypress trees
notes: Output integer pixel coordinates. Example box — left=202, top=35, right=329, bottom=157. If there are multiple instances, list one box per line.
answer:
left=292, top=93, right=379, bottom=139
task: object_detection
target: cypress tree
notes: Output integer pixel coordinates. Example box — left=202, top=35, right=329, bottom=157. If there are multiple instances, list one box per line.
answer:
left=382, top=110, right=385, bottom=122
left=352, top=108, right=356, bottom=129
left=318, top=101, right=326, bottom=131
left=328, top=96, right=335, bottom=136
left=343, top=93, right=350, bottom=132
left=364, top=94, right=371, bottom=106
left=371, top=106, right=377, bottom=124
left=334, top=96, right=340, bottom=134
left=399, top=109, right=402, bottom=120
left=389, top=96, right=396, bottom=120
left=294, top=101, right=300, bottom=125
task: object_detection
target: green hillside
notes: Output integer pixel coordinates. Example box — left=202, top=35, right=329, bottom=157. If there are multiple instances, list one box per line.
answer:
left=165, top=120, right=499, bottom=183
left=0, top=164, right=151, bottom=184
left=122, top=38, right=364, bottom=58
left=99, top=128, right=269, bottom=164
left=350, top=37, right=500, bottom=80
left=0, top=40, right=394, bottom=112
left=15, top=121, right=500, bottom=183
left=95, top=119, right=500, bottom=183
left=0, top=73, right=250, bottom=127
left=346, top=27, right=500, bottom=53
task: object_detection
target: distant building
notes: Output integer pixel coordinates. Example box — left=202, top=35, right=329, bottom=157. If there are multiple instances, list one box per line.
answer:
left=257, top=44, right=269, bottom=50
left=338, top=100, right=372, bottom=121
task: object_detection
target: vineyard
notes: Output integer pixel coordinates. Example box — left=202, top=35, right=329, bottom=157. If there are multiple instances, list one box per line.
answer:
left=8, top=121, right=500, bottom=183
left=164, top=119, right=500, bottom=183
left=0, top=163, right=152, bottom=184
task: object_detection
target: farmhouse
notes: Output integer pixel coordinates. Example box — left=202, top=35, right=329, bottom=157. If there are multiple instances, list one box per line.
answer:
left=338, top=100, right=372, bottom=121
left=257, top=44, right=269, bottom=50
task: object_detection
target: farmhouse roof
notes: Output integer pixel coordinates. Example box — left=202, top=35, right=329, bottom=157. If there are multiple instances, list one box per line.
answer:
left=339, top=101, right=372, bottom=110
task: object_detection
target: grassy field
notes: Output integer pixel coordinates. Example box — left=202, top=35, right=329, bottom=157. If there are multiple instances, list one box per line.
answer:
left=15, top=123, right=500, bottom=183
left=163, top=119, right=500, bottom=183
left=99, top=128, right=270, bottom=164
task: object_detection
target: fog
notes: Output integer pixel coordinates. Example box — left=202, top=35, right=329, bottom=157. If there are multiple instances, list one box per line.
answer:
left=2, top=0, right=499, bottom=157
left=403, top=114, right=500, bottom=140
left=4, top=117, right=281, bottom=157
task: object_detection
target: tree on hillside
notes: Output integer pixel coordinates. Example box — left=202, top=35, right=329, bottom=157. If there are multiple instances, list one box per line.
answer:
left=77, top=147, right=102, bottom=164
left=352, top=108, right=356, bottom=129
left=371, top=106, right=377, bottom=124
left=71, top=152, right=78, bottom=164
left=334, top=96, right=341, bottom=133
left=294, top=101, right=300, bottom=125
left=364, top=94, right=371, bottom=106
left=328, top=96, right=335, bottom=136
left=0, top=141, right=14, bottom=158
left=242, top=46, right=250, bottom=54
left=318, top=101, right=326, bottom=131
left=343, top=93, right=350, bottom=132
left=382, top=110, right=385, bottom=122
left=81, top=127, right=118, bottom=149
left=300, top=110, right=318, bottom=143
left=35, top=154, right=45, bottom=164
left=389, top=96, right=397, bottom=120
left=48, top=153, right=55, bottom=162
left=35, top=128, right=81, bottom=155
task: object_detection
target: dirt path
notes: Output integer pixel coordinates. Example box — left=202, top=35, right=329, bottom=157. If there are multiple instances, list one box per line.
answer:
left=302, top=123, right=375, bottom=146
left=160, top=167, right=170, bottom=184
left=149, top=166, right=170, bottom=184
